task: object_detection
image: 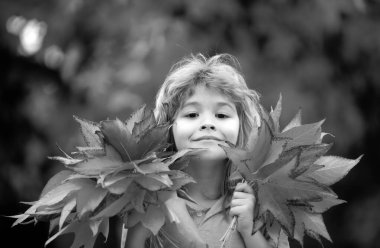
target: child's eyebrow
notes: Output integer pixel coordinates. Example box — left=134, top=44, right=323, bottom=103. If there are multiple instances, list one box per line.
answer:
left=182, top=101, right=200, bottom=108
left=182, top=101, right=235, bottom=109
left=216, top=102, right=235, bottom=109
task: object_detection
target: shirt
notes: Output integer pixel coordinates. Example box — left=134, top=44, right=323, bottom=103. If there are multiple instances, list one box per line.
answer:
left=186, top=196, right=246, bottom=248
left=155, top=195, right=246, bottom=248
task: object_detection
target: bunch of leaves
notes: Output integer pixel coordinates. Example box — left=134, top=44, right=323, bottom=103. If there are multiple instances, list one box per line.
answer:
left=10, top=105, right=205, bottom=248
left=220, top=95, right=362, bottom=248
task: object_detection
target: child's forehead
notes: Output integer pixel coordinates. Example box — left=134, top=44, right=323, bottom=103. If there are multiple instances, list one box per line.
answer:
left=180, top=84, right=233, bottom=104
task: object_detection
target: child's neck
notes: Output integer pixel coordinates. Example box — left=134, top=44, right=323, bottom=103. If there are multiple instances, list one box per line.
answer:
left=184, top=160, right=226, bottom=208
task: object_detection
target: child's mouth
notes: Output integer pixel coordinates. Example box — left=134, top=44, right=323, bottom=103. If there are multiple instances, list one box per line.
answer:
left=192, top=136, right=223, bottom=142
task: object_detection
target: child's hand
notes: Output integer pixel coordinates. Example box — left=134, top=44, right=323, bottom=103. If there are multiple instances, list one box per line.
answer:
left=229, top=182, right=255, bottom=236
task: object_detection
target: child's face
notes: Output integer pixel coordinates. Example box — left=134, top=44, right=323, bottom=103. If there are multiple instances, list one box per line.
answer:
left=173, top=85, right=240, bottom=161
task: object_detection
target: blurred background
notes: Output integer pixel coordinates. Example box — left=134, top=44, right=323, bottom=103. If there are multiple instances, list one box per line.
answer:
left=0, top=0, right=379, bottom=247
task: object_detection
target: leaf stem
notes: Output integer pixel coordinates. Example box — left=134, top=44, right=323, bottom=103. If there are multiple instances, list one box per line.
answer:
left=219, top=179, right=245, bottom=248
left=219, top=216, right=237, bottom=247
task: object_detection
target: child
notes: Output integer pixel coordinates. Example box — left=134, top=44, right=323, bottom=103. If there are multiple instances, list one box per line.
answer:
left=126, top=54, right=270, bottom=248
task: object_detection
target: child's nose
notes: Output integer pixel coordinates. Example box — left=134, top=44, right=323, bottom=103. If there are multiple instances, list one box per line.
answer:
left=200, top=124, right=216, bottom=130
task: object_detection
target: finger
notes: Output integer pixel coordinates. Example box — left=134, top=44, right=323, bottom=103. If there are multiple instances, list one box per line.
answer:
left=232, top=191, right=255, bottom=200
left=229, top=205, right=249, bottom=217
left=235, top=182, right=254, bottom=194
left=231, top=198, right=251, bottom=207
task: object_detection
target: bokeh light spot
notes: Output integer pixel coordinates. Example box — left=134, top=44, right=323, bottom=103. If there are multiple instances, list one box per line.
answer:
left=19, top=19, right=47, bottom=55
left=44, top=45, right=64, bottom=69
left=6, top=16, right=26, bottom=35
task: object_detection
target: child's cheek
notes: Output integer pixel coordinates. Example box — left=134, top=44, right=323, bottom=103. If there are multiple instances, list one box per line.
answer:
left=171, top=120, right=188, bottom=151
left=225, top=118, right=240, bottom=145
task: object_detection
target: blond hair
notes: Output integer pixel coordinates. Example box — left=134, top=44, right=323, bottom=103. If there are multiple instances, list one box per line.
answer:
left=155, top=53, right=261, bottom=148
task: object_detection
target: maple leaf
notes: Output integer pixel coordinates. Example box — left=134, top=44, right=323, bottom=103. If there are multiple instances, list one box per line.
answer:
left=76, top=182, right=108, bottom=218
left=124, top=190, right=207, bottom=247
left=220, top=95, right=361, bottom=248
left=73, top=115, right=102, bottom=148
left=10, top=178, right=94, bottom=227
left=39, top=170, right=75, bottom=199
left=100, top=105, right=170, bottom=162
left=126, top=104, right=157, bottom=139
left=292, top=208, right=331, bottom=246
left=306, top=155, right=363, bottom=186
left=265, top=220, right=290, bottom=248
left=269, top=93, right=282, bottom=133
left=220, top=118, right=273, bottom=182
left=157, top=191, right=208, bottom=248
left=11, top=105, right=205, bottom=248
left=253, top=154, right=336, bottom=236
left=282, top=108, right=302, bottom=133
left=45, top=219, right=109, bottom=248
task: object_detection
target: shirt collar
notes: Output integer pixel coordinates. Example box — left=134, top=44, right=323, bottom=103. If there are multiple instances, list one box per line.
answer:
left=185, top=195, right=230, bottom=224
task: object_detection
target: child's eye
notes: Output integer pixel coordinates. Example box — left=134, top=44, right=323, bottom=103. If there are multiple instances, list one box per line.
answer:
left=216, top=113, right=229, bottom=119
left=185, top=113, right=199, bottom=118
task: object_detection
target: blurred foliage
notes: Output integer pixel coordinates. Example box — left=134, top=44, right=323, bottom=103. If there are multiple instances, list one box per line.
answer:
left=1, top=0, right=380, bottom=247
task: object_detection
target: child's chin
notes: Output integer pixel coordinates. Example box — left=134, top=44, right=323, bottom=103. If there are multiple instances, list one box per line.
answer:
left=197, top=146, right=227, bottom=161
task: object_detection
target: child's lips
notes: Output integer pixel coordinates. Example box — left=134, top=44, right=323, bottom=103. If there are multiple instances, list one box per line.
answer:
left=191, top=136, right=224, bottom=142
